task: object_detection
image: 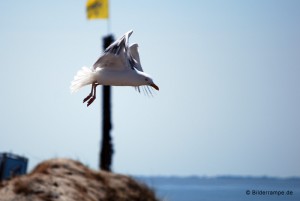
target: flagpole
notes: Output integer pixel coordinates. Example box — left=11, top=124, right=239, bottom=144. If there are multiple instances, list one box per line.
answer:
left=107, top=0, right=111, bottom=34
left=99, top=0, right=114, bottom=172
left=107, top=17, right=111, bottom=34
left=86, top=0, right=114, bottom=172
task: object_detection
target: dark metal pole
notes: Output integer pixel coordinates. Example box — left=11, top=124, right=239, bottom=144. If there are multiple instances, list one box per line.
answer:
left=100, top=35, right=114, bottom=171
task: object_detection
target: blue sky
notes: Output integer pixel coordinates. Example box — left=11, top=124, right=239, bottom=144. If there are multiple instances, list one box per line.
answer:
left=0, top=0, right=299, bottom=177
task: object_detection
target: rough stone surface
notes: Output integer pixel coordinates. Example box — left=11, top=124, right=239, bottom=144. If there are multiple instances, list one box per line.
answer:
left=0, top=158, right=160, bottom=201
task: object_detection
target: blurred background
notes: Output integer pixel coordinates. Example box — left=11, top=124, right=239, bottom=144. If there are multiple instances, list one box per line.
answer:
left=0, top=0, right=299, bottom=178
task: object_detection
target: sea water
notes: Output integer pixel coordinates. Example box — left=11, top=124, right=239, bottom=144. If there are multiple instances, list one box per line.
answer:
left=136, top=176, right=300, bottom=201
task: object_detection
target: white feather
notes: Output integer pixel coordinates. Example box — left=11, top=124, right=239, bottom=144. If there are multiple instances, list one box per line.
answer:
left=70, top=67, right=95, bottom=93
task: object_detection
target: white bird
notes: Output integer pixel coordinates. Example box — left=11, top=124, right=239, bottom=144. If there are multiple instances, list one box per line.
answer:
left=70, top=30, right=159, bottom=106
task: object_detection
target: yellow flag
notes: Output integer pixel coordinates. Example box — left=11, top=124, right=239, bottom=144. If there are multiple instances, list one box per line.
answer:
left=86, top=0, right=109, bottom=19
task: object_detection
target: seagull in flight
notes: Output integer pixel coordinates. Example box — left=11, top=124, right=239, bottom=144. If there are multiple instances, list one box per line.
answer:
left=70, top=30, right=159, bottom=107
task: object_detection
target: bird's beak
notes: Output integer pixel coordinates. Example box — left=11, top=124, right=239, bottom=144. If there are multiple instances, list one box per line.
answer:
left=150, top=83, right=159, bottom=91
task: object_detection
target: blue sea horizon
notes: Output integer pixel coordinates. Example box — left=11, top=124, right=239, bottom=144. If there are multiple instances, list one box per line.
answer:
left=135, top=176, right=300, bottom=201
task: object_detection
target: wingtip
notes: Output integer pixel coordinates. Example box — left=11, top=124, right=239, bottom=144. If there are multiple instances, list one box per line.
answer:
left=127, top=29, right=133, bottom=36
left=130, top=43, right=139, bottom=48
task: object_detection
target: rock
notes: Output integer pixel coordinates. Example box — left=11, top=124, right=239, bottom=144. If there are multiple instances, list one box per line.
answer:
left=0, top=158, right=160, bottom=201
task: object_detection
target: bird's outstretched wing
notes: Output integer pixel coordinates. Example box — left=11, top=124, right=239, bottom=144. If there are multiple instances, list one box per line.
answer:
left=104, top=30, right=133, bottom=55
left=93, top=30, right=134, bottom=71
left=93, top=54, right=125, bottom=70
left=129, top=43, right=143, bottom=72
left=129, top=43, right=150, bottom=93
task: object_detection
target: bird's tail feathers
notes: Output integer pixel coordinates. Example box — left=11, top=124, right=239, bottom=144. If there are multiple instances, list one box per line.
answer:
left=70, top=66, right=95, bottom=93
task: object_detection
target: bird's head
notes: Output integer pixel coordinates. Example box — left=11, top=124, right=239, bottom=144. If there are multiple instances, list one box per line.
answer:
left=139, top=73, right=159, bottom=91
left=145, top=77, right=159, bottom=91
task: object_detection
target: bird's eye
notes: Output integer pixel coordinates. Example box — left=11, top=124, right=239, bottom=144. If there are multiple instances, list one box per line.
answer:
left=145, top=78, right=149, bottom=81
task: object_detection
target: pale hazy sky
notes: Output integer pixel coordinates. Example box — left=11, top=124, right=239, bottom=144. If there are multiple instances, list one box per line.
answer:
left=0, top=0, right=299, bottom=177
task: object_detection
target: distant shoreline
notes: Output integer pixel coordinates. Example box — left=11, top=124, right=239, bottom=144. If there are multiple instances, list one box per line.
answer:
left=134, top=175, right=300, bottom=181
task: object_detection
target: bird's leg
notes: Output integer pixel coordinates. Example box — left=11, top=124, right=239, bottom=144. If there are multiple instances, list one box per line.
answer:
left=87, top=83, right=98, bottom=107
left=83, top=84, right=94, bottom=103
left=87, top=84, right=97, bottom=107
